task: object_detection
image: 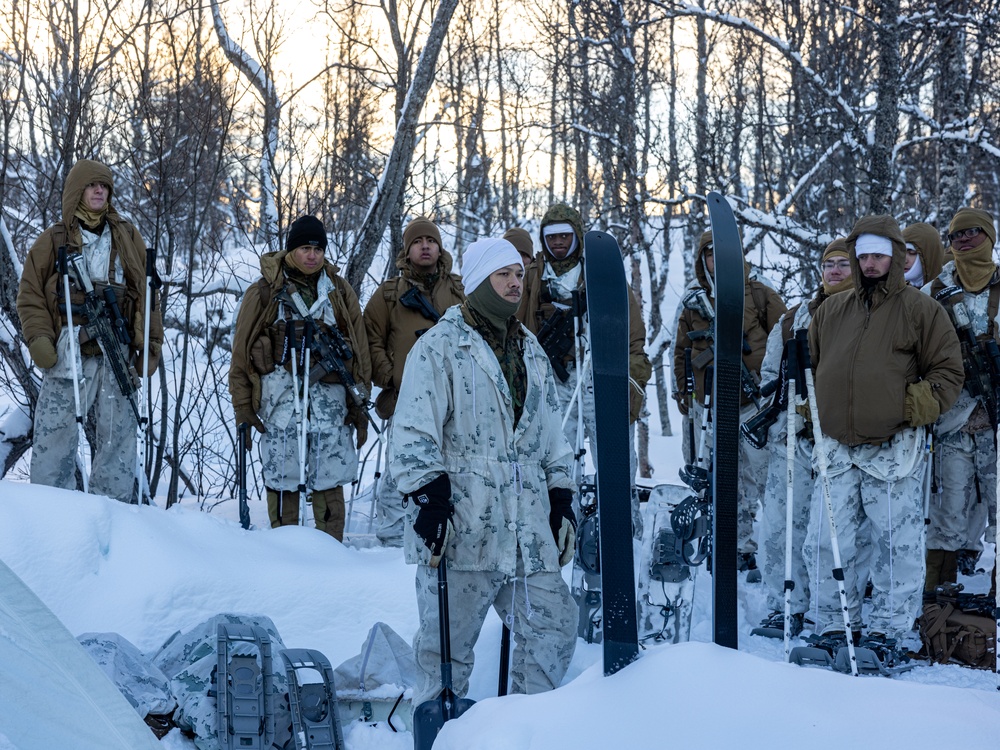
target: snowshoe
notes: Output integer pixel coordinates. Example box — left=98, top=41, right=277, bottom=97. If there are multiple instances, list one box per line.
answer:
left=280, top=649, right=345, bottom=750
left=836, top=632, right=917, bottom=677
left=956, top=549, right=981, bottom=577
left=788, top=630, right=859, bottom=671
left=751, top=611, right=805, bottom=640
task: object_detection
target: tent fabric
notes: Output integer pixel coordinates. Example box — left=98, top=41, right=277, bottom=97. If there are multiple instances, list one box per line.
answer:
left=0, top=559, right=161, bottom=750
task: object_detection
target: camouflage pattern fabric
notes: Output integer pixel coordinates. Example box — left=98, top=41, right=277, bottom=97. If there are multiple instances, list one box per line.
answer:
left=803, top=447, right=925, bottom=639
left=390, top=306, right=574, bottom=576
left=375, top=419, right=406, bottom=546
left=77, top=632, right=174, bottom=718
left=410, top=561, right=576, bottom=705
left=149, top=614, right=292, bottom=750
left=929, top=427, right=997, bottom=553
left=258, top=370, right=357, bottom=493
left=31, top=348, right=138, bottom=503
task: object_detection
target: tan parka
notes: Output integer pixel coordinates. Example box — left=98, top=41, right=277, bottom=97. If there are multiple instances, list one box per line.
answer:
left=363, top=246, right=465, bottom=418
left=809, top=215, right=964, bottom=446
left=17, top=159, right=163, bottom=362
left=903, top=222, right=945, bottom=286
left=672, top=231, right=786, bottom=406
left=230, top=250, right=370, bottom=419
left=517, top=204, right=652, bottom=422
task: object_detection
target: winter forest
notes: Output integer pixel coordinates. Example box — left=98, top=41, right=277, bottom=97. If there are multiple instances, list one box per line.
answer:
left=0, top=0, right=998, bottom=504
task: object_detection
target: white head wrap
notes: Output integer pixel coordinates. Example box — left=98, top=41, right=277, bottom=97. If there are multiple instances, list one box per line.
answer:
left=855, top=233, right=894, bottom=257
left=461, top=238, right=523, bottom=294
left=542, top=222, right=578, bottom=257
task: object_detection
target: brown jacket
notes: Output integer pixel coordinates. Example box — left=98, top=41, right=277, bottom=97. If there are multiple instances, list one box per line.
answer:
left=363, top=247, right=465, bottom=418
left=809, top=215, right=964, bottom=446
left=229, top=250, right=370, bottom=416
left=16, top=159, right=163, bottom=360
left=517, top=207, right=652, bottom=422
left=672, top=235, right=786, bottom=406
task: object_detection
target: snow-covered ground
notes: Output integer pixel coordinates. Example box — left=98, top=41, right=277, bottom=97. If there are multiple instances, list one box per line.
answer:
left=1, top=466, right=998, bottom=749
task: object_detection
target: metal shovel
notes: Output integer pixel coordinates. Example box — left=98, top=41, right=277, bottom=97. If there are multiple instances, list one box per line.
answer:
left=412, top=558, right=476, bottom=749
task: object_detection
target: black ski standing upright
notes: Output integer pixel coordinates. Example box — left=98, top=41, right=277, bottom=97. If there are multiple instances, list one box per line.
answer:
left=706, top=192, right=745, bottom=650
left=582, top=230, right=639, bottom=675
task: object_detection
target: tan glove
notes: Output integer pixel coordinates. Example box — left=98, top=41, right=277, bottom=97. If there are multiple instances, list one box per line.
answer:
left=142, top=342, right=161, bottom=377
left=555, top=517, right=576, bottom=567
left=905, top=380, right=940, bottom=428
left=795, top=401, right=812, bottom=423
left=28, top=337, right=57, bottom=369
left=345, top=406, right=369, bottom=449
left=672, top=391, right=690, bottom=417
left=234, top=406, right=265, bottom=450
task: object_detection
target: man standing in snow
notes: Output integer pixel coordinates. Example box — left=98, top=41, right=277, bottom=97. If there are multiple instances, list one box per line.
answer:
left=755, top=238, right=852, bottom=636
left=391, top=237, right=577, bottom=704
left=902, top=222, right=944, bottom=289
left=921, top=208, right=998, bottom=593
left=229, top=215, right=370, bottom=540
left=808, top=215, right=963, bottom=655
left=17, top=158, right=163, bottom=503
left=673, top=229, right=786, bottom=575
left=363, top=217, right=465, bottom=546
left=517, top=203, right=651, bottom=529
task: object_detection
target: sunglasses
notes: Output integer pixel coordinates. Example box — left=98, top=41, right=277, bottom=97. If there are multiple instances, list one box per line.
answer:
left=821, top=260, right=851, bottom=271
left=947, top=226, right=982, bottom=242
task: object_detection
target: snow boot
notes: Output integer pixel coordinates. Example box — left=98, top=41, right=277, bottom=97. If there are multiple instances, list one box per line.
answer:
left=267, top=487, right=301, bottom=528
left=310, top=486, right=346, bottom=541
left=751, top=610, right=806, bottom=639
left=956, top=549, right=980, bottom=577
left=739, top=552, right=762, bottom=584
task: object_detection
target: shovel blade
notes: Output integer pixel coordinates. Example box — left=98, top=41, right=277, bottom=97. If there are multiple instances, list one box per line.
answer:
left=412, top=691, right=476, bottom=750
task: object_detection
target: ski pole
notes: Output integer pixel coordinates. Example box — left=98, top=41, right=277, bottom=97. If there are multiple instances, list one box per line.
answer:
left=287, top=323, right=305, bottom=524
left=237, top=422, right=251, bottom=530
left=58, top=246, right=89, bottom=494
left=299, top=322, right=313, bottom=527
left=795, top=330, right=858, bottom=676
left=366, top=422, right=384, bottom=534
left=782, top=339, right=799, bottom=659
left=136, top=245, right=160, bottom=505
left=498, top=623, right=512, bottom=696
left=684, top=348, right=696, bottom=465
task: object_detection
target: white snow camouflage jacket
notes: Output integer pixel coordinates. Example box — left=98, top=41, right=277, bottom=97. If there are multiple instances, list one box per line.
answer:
left=389, top=305, right=575, bottom=575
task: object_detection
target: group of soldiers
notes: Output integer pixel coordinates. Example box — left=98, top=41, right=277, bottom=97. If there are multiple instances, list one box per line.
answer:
left=16, top=157, right=998, bottom=695
left=15, top=158, right=652, bottom=705
left=673, top=207, right=998, bottom=658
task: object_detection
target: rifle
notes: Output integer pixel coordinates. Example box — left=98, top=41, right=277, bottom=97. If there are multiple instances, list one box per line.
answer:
left=934, top=286, right=1000, bottom=429
left=278, top=287, right=369, bottom=409
left=67, top=255, right=141, bottom=422
left=398, top=286, right=441, bottom=329
left=536, top=290, right=584, bottom=383
left=740, top=340, right=792, bottom=449
left=683, top=287, right=762, bottom=407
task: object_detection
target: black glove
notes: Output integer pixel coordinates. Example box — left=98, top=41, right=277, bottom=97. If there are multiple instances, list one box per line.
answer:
left=412, top=474, right=454, bottom=567
left=548, top=488, right=577, bottom=567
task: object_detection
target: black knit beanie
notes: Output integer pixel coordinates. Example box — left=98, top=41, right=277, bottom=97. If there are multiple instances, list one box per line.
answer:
left=286, top=215, right=328, bottom=251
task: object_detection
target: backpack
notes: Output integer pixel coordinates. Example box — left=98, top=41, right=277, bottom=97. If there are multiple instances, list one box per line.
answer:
left=919, top=599, right=996, bottom=669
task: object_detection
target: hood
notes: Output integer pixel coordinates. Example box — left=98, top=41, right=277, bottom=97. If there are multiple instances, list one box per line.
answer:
left=62, top=159, right=115, bottom=228
left=845, top=214, right=906, bottom=299
left=902, top=222, right=944, bottom=283
left=538, top=203, right=584, bottom=253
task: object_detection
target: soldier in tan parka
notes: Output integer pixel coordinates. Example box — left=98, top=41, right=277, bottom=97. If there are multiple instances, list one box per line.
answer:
left=230, top=215, right=370, bottom=540
left=807, top=214, right=963, bottom=654
left=902, top=222, right=945, bottom=288
left=672, top=229, right=787, bottom=572
left=363, top=217, right=464, bottom=545
left=17, top=158, right=163, bottom=503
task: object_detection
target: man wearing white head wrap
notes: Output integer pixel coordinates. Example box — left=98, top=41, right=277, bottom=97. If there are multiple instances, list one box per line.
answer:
left=390, top=236, right=578, bottom=705
left=807, top=215, right=962, bottom=657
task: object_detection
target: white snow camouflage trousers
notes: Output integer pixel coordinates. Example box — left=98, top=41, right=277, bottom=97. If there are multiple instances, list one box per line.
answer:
left=688, top=402, right=765, bottom=555
left=31, top=352, right=138, bottom=503
left=411, top=560, right=577, bottom=705
left=803, top=464, right=925, bottom=638
left=375, top=418, right=406, bottom=546
left=759, top=432, right=815, bottom=614
left=928, top=427, right=997, bottom=554
left=555, top=368, right=643, bottom=538
left=258, top=369, right=357, bottom=493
